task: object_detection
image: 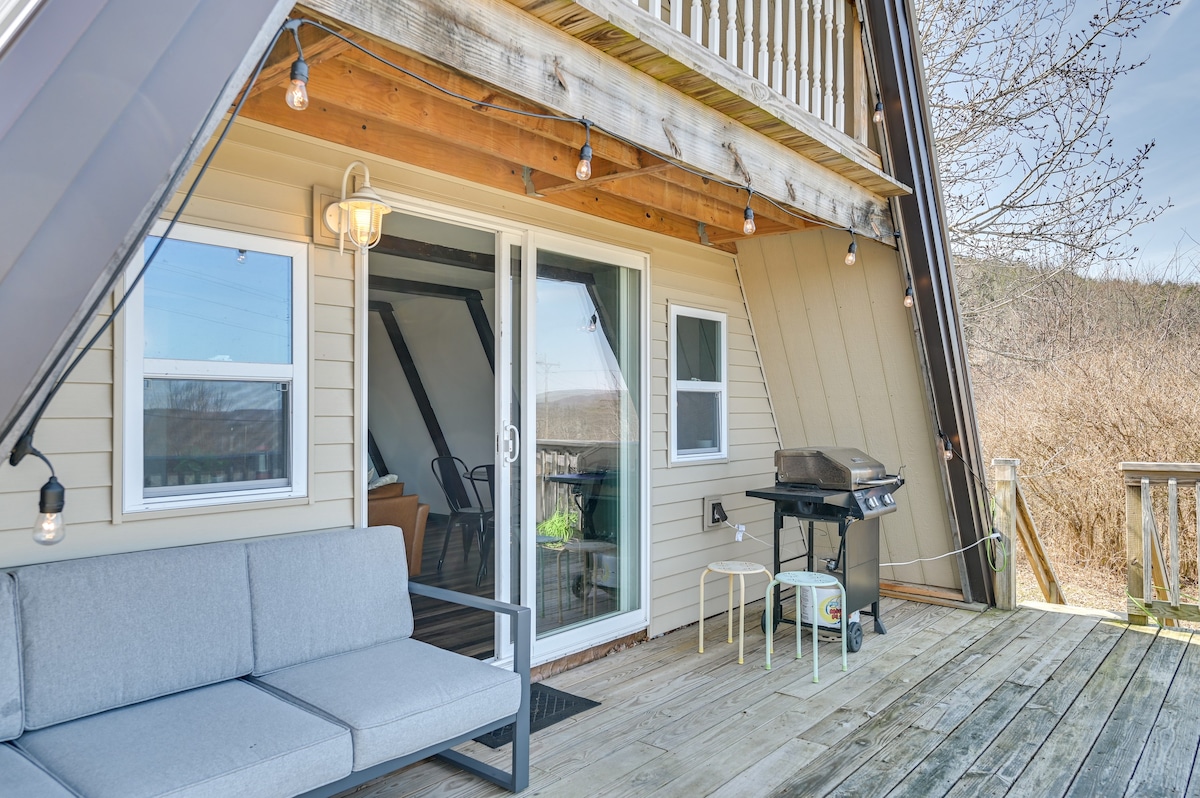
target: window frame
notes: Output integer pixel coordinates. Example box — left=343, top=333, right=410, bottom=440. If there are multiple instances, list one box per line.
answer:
left=121, top=221, right=308, bottom=513
left=668, top=303, right=728, bottom=464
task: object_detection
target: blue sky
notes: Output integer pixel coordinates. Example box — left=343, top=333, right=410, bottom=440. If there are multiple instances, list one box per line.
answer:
left=1107, top=0, right=1200, bottom=273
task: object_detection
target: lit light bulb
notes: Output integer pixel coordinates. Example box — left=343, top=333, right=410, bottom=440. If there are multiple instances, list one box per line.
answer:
left=873, top=100, right=884, bottom=124
left=742, top=206, right=756, bottom=235
left=285, top=58, right=309, bottom=110
left=576, top=143, right=593, bottom=181
left=33, top=476, right=65, bottom=545
left=903, top=287, right=914, bottom=307
left=236, top=249, right=247, bottom=264
left=844, top=239, right=858, bottom=266
left=943, top=439, right=954, bottom=461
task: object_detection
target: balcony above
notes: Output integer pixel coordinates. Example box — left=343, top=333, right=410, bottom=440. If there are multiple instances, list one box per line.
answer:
left=507, top=0, right=908, bottom=197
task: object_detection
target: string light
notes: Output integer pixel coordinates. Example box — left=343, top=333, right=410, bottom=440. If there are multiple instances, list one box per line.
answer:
left=943, top=435, right=955, bottom=461
left=9, top=433, right=65, bottom=545
left=287, top=18, right=874, bottom=248
left=284, top=20, right=309, bottom=111
left=742, top=205, right=756, bottom=235
left=903, top=285, right=914, bottom=307
left=873, top=99, right=884, bottom=124
left=576, top=121, right=593, bottom=181
left=844, top=231, right=857, bottom=265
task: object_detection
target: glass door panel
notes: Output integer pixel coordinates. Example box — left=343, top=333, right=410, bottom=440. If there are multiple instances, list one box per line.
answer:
left=533, top=249, right=642, bottom=637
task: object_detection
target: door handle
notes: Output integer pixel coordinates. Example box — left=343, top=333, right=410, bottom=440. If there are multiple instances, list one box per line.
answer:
left=502, top=423, right=520, bottom=464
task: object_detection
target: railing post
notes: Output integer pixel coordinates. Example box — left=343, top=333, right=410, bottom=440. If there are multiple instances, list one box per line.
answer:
left=992, top=458, right=1018, bottom=610
left=1124, top=469, right=1148, bottom=625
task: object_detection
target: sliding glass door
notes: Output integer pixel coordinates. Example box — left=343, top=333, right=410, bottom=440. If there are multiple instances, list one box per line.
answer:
left=526, top=237, right=646, bottom=657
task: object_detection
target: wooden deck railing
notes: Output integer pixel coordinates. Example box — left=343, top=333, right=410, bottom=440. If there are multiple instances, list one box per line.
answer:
left=627, top=0, right=866, bottom=140
left=992, top=459, right=1067, bottom=609
left=1122, top=462, right=1200, bottom=625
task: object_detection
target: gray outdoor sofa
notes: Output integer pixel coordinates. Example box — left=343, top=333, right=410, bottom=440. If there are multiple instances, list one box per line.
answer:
left=0, top=525, right=531, bottom=798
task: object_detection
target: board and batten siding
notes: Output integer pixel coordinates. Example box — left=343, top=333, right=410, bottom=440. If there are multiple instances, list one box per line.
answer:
left=737, top=230, right=960, bottom=590
left=0, top=121, right=361, bottom=566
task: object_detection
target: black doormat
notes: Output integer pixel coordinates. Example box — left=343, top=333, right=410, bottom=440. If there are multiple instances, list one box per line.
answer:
left=474, top=683, right=600, bottom=748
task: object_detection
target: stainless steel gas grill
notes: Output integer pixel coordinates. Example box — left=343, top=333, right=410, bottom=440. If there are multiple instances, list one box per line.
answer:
left=746, top=446, right=904, bottom=652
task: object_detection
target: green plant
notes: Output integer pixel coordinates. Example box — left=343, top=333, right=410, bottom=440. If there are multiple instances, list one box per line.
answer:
left=537, top=509, right=579, bottom=544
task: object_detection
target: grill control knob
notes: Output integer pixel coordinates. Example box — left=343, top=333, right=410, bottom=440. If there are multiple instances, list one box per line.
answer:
left=882, top=494, right=895, bottom=506
left=866, top=496, right=879, bottom=509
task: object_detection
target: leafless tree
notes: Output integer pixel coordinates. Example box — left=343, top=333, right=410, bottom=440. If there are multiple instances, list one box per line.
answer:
left=916, top=0, right=1176, bottom=271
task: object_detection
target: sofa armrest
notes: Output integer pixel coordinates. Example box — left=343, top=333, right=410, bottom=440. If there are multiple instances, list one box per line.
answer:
left=406, top=582, right=530, bottom=792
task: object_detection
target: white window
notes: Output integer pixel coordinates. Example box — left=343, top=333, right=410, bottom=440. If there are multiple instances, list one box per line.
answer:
left=122, top=222, right=308, bottom=512
left=669, top=304, right=727, bottom=462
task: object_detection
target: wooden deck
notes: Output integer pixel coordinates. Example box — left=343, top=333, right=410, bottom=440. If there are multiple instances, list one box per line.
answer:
left=342, top=598, right=1200, bottom=797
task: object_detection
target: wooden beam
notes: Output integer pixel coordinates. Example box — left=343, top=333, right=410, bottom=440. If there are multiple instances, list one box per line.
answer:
left=374, top=235, right=496, bottom=272
left=302, top=0, right=898, bottom=241
left=240, top=92, right=737, bottom=250
left=537, top=162, right=673, bottom=195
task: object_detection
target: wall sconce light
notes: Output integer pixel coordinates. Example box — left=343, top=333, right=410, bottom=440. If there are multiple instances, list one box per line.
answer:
left=8, top=433, right=65, bottom=545
left=323, top=161, right=392, bottom=254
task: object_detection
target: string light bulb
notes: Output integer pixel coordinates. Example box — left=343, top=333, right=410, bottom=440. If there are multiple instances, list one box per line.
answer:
left=8, top=433, right=65, bottom=545
left=576, top=121, right=593, bottom=180
left=283, top=21, right=309, bottom=110
left=943, top=436, right=954, bottom=461
left=873, top=99, right=884, bottom=124
left=904, top=286, right=914, bottom=307
left=743, top=205, right=756, bottom=235
left=844, top=232, right=857, bottom=265
left=33, top=476, right=65, bottom=545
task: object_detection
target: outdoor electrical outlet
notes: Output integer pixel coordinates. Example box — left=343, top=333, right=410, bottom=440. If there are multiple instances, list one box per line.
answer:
left=703, top=496, right=726, bottom=531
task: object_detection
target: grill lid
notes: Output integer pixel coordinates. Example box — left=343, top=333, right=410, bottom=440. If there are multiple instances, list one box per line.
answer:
left=775, top=446, right=890, bottom=490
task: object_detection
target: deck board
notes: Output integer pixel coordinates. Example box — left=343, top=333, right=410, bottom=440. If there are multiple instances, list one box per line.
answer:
left=338, top=602, right=1200, bottom=797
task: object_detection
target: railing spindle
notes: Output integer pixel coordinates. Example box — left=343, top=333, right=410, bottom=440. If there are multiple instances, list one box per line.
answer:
left=823, top=0, right=834, bottom=124
left=708, top=0, right=721, bottom=52
left=691, top=0, right=703, bottom=43
left=758, top=0, right=769, bottom=80
left=1142, top=477, right=1153, bottom=606
left=786, top=0, right=797, bottom=102
left=726, top=0, right=738, bottom=64
left=742, top=0, right=754, bottom=73
left=834, top=0, right=845, bottom=130
left=671, top=0, right=683, bottom=31
left=772, top=0, right=784, bottom=91
left=810, top=0, right=822, bottom=113
left=799, top=0, right=810, bottom=111
left=1169, top=477, right=1180, bottom=607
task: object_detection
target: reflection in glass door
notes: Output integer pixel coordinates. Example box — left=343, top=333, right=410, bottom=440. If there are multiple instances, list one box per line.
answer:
left=533, top=248, right=642, bottom=638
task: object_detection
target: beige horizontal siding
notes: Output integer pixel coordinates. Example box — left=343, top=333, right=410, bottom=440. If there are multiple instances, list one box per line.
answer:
left=647, top=241, right=781, bottom=637
left=0, top=123, right=359, bottom=567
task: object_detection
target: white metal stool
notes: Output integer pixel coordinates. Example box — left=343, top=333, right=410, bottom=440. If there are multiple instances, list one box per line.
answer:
left=765, top=571, right=848, bottom=681
left=699, top=561, right=772, bottom=665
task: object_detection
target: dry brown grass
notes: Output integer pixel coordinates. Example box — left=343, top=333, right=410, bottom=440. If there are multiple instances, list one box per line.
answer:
left=965, top=261, right=1200, bottom=615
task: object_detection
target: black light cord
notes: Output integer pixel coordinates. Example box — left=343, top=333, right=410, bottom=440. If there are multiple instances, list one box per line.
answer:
left=7, top=23, right=288, bottom=469
left=297, top=18, right=859, bottom=238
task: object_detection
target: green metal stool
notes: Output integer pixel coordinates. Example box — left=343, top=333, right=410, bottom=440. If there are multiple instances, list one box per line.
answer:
left=765, top=571, right=848, bottom=681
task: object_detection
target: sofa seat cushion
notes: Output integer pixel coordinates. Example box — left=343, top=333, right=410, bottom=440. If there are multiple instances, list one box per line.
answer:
left=0, top=744, right=73, bottom=798
left=259, top=638, right=521, bottom=771
left=15, top=680, right=352, bottom=798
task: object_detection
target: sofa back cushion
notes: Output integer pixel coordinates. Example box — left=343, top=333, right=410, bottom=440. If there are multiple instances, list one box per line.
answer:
left=0, top=574, right=22, bottom=741
left=16, top=542, right=253, bottom=729
left=246, top=526, right=413, bottom=675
